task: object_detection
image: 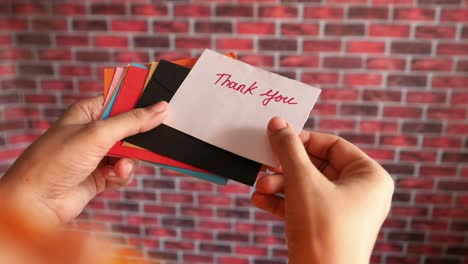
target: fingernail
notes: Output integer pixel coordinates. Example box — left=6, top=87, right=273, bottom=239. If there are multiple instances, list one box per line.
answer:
left=124, top=161, right=134, bottom=177
left=150, top=101, right=168, bottom=113
left=268, top=117, right=287, bottom=132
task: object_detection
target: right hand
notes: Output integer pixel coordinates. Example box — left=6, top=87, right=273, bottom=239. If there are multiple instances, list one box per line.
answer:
left=252, top=117, right=394, bottom=264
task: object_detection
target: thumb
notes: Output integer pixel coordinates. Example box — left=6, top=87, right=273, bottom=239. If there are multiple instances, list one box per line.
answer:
left=268, top=117, right=318, bottom=184
left=89, top=101, right=168, bottom=148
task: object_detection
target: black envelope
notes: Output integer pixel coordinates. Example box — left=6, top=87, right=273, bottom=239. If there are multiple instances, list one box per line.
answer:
left=125, top=60, right=261, bottom=186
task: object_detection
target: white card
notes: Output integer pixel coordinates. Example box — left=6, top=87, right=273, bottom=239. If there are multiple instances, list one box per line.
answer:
left=165, top=49, right=321, bottom=167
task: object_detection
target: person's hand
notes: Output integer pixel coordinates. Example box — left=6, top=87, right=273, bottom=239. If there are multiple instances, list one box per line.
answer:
left=0, top=96, right=168, bottom=225
left=252, top=117, right=394, bottom=264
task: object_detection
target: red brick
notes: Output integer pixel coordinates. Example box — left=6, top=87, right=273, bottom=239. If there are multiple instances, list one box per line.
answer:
left=146, top=228, right=177, bottom=238
left=143, top=205, right=175, bottom=214
left=0, top=65, right=15, bottom=75
left=441, top=9, right=468, bottom=21
left=394, top=7, right=436, bottom=21
left=216, top=5, right=254, bottom=17
left=196, top=21, right=232, bottom=33
left=0, top=18, right=28, bottom=30
left=319, top=119, right=356, bottom=131
left=420, top=166, right=457, bottom=177
left=238, top=55, right=274, bottom=67
left=112, top=20, right=148, bottom=32
left=219, top=257, right=249, bottom=264
left=2, top=78, right=37, bottom=90
left=115, top=51, right=149, bottom=63
left=400, top=150, right=437, bottom=162
left=72, top=19, right=107, bottom=31
left=217, top=38, right=253, bottom=50
left=75, top=51, right=112, bottom=62
left=456, top=60, right=468, bottom=72
left=198, top=194, right=232, bottom=206
left=0, top=49, right=32, bottom=60
left=442, top=152, right=468, bottom=163
left=175, top=37, right=211, bottom=49
left=408, top=245, right=444, bottom=255
left=416, top=193, right=453, bottom=204
left=280, top=55, right=318, bottom=68
left=392, top=205, right=429, bottom=216
left=348, top=7, right=389, bottom=19
left=131, top=4, right=168, bottom=16
left=12, top=3, right=46, bottom=15
left=402, top=122, right=443, bottom=134
left=391, top=41, right=432, bottom=54
left=433, top=76, right=468, bottom=89
left=366, top=57, right=406, bottom=70
left=381, top=135, right=418, bottom=146
left=447, top=124, right=468, bottom=135
left=415, top=25, right=456, bottom=39
left=91, top=4, right=125, bottom=15
left=304, top=7, right=344, bottom=19
left=183, top=254, right=213, bottom=263
left=433, top=207, right=468, bottom=218
left=258, top=39, right=297, bottom=51
left=25, top=94, right=56, bottom=104
left=451, top=92, right=468, bottom=105
left=19, top=65, right=54, bottom=75
left=281, top=23, right=319, bottom=36
left=235, top=246, right=267, bottom=256
left=369, top=24, right=410, bottom=37
left=59, top=65, right=91, bottom=76
left=323, top=56, right=363, bottom=69
left=56, top=34, right=89, bottom=47
left=5, top=107, right=40, bottom=120
left=53, top=4, right=86, bottom=15
left=428, top=107, right=466, bottom=120
left=347, top=41, right=385, bottom=54
left=174, top=5, right=211, bottom=17
left=301, top=72, right=339, bottom=85
left=303, top=40, right=342, bottom=52
left=407, top=91, right=446, bottom=103
left=363, top=90, right=402, bottom=102
left=312, top=103, right=338, bottom=116
left=182, top=231, right=213, bottom=240
left=341, top=104, right=378, bottom=116
left=259, top=6, right=298, bottom=18
left=237, top=22, right=275, bottom=35
left=423, top=136, right=462, bottom=148
left=153, top=21, right=188, bottom=33
left=437, top=43, right=468, bottom=55
left=133, top=36, right=169, bottom=48
left=411, top=59, right=452, bottom=71
left=161, top=193, right=193, bottom=203
left=412, top=220, right=449, bottom=232
left=32, top=18, right=67, bottom=31
left=94, top=36, right=128, bottom=48
left=344, top=73, right=382, bottom=86
left=388, top=75, right=427, bottom=87
left=325, top=23, right=365, bottom=36
left=321, top=89, right=359, bottom=101
left=16, top=33, right=50, bottom=46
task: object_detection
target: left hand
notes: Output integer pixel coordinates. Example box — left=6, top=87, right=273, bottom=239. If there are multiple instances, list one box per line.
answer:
left=0, top=96, right=168, bottom=224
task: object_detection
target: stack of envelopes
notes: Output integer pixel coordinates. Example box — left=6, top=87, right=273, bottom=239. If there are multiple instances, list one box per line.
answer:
left=100, top=49, right=321, bottom=186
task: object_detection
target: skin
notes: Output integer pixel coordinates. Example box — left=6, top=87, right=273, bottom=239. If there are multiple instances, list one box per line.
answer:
left=0, top=97, right=394, bottom=263
left=252, top=117, right=394, bottom=263
left=0, top=95, right=168, bottom=224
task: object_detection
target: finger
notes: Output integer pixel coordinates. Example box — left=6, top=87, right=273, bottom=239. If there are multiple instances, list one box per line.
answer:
left=255, top=174, right=284, bottom=194
left=299, top=130, right=370, bottom=174
left=251, top=192, right=285, bottom=218
left=58, top=96, right=105, bottom=126
left=105, top=158, right=137, bottom=186
left=88, top=101, right=168, bottom=148
left=268, top=117, right=323, bottom=185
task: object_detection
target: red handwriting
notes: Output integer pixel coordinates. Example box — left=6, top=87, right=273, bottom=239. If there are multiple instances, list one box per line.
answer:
left=259, top=89, right=298, bottom=106
left=215, top=73, right=258, bottom=95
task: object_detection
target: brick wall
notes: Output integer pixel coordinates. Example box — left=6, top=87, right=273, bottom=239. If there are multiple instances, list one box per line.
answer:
left=0, top=0, right=467, bottom=263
